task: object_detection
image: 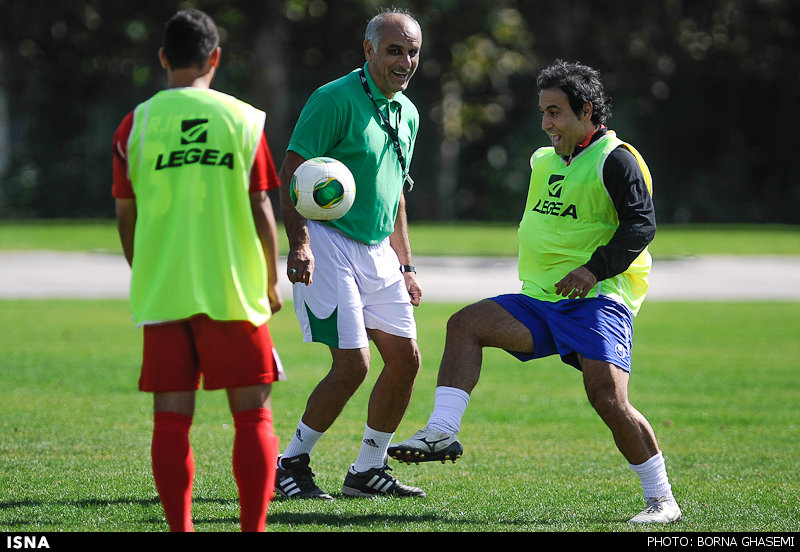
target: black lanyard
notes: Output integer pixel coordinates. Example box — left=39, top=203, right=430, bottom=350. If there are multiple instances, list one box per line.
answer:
left=359, top=68, right=414, bottom=191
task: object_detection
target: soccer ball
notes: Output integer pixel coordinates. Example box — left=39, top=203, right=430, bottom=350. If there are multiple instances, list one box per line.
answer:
left=290, top=157, right=356, bottom=221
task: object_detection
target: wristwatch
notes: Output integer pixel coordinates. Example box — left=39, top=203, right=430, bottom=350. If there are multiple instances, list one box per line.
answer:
left=399, top=264, right=416, bottom=273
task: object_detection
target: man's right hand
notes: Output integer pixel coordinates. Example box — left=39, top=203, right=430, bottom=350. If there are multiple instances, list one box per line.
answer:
left=287, top=243, right=314, bottom=285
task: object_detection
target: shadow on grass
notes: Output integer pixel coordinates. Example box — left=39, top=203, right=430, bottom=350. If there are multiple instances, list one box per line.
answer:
left=0, top=495, right=618, bottom=531
left=0, top=497, right=461, bottom=531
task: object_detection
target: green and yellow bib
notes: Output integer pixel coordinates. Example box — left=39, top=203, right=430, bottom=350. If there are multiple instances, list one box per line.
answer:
left=517, top=131, right=653, bottom=315
left=126, top=88, right=270, bottom=326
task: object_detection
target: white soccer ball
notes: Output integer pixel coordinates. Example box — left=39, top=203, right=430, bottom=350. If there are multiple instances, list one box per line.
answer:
left=290, top=157, right=356, bottom=221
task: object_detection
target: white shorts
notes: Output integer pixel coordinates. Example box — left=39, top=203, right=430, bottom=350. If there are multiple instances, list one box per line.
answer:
left=292, top=221, right=417, bottom=349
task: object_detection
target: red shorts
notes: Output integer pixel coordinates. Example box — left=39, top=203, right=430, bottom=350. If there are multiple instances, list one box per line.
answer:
left=139, top=315, right=283, bottom=392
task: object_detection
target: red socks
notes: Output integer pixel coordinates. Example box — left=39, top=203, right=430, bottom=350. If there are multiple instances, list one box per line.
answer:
left=151, top=411, right=195, bottom=532
left=233, top=408, right=279, bottom=532
left=151, top=408, right=278, bottom=532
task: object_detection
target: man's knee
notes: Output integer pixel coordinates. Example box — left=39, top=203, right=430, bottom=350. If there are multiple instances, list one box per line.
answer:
left=369, top=330, right=422, bottom=375
left=446, top=299, right=528, bottom=351
left=154, top=391, right=196, bottom=416
left=581, top=359, right=630, bottom=417
left=446, top=303, right=480, bottom=338
left=585, top=385, right=623, bottom=418
left=331, top=348, right=371, bottom=384
left=399, top=341, right=421, bottom=377
left=227, top=384, right=272, bottom=414
left=383, top=339, right=422, bottom=381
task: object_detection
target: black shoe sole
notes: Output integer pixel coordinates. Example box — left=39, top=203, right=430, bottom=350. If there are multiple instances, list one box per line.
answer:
left=387, top=442, right=463, bottom=464
left=341, top=485, right=426, bottom=499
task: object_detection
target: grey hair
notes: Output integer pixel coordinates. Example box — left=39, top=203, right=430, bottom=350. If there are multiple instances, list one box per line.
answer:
left=364, top=7, right=420, bottom=48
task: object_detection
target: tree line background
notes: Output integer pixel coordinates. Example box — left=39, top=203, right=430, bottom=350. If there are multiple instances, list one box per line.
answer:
left=1, top=0, right=798, bottom=224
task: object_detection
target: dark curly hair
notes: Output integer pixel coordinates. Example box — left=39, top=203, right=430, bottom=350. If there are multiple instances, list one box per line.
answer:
left=162, top=10, right=219, bottom=70
left=536, top=60, right=611, bottom=125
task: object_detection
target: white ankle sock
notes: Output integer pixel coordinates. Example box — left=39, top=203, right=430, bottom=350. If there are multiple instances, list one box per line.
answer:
left=352, top=424, right=393, bottom=472
left=426, top=386, right=470, bottom=434
left=630, top=451, right=674, bottom=500
left=280, top=420, right=323, bottom=466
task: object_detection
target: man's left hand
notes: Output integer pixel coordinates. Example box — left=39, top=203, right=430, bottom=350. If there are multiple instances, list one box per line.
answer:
left=555, top=266, right=597, bottom=299
left=404, top=272, right=422, bottom=306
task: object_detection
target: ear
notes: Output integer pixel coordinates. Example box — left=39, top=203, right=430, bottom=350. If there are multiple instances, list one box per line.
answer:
left=363, top=39, right=374, bottom=61
left=208, top=46, right=221, bottom=68
left=582, top=102, right=594, bottom=121
left=158, top=47, right=169, bottom=69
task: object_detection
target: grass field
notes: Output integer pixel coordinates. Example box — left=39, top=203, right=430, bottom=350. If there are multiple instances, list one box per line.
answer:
left=1, top=222, right=798, bottom=534
left=1, top=299, right=798, bottom=533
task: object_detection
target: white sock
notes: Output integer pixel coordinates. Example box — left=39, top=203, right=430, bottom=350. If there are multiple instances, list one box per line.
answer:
left=279, top=419, right=324, bottom=466
left=630, top=451, right=674, bottom=500
left=426, top=386, right=471, bottom=434
left=352, top=424, right=393, bottom=472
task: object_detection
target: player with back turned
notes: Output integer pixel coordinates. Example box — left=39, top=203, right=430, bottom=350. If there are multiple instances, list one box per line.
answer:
left=390, top=59, right=682, bottom=525
left=112, top=10, right=284, bottom=531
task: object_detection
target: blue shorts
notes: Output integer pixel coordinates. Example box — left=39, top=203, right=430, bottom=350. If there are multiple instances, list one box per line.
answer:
left=489, top=294, right=635, bottom=372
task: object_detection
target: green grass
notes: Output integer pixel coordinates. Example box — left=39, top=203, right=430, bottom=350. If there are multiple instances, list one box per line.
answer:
left=1, top=299, right=798, bottom=532
left=1, top=219, right=798, bottom=257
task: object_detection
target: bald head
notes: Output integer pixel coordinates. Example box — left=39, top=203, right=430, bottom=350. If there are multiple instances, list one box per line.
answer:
left=365, top=8, right=421, bottom=49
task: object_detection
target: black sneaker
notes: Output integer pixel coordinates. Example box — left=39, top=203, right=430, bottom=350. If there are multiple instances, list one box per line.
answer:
left=275, top=454, right=333, bottom=500
left=342, top=463, right=426, bottom=498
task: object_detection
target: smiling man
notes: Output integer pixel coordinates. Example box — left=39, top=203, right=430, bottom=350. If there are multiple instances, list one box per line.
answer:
left=389, top=60, right=682, bottom=525
left=273, top=7, right=425, bottom=500
left=364, top=12, right=420, bottom=96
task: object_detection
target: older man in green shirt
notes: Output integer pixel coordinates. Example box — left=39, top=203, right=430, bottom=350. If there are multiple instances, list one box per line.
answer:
left=274, top=7, right=425, bottom=500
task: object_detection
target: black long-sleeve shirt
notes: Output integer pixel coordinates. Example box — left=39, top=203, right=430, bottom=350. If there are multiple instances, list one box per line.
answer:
left=570, top=129, right=657, bottom=281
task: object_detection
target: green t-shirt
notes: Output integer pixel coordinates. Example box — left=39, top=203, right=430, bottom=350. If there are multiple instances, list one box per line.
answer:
left=126, top=87, right=271, bottom=326
left=518, top=131, right=653, bottom=315
left=287, top=63, right=419, bottom=244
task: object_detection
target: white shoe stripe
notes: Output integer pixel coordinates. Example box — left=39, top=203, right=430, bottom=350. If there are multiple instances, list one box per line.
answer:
left=364, top=475, right=395, bottom=493
left=279, top=478, right=299, bottom=495
left=377, top=479, right=393, bottom=492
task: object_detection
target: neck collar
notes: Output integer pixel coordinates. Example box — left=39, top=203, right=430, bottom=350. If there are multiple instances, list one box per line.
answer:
left=563, top=125, right=607, bottom=164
